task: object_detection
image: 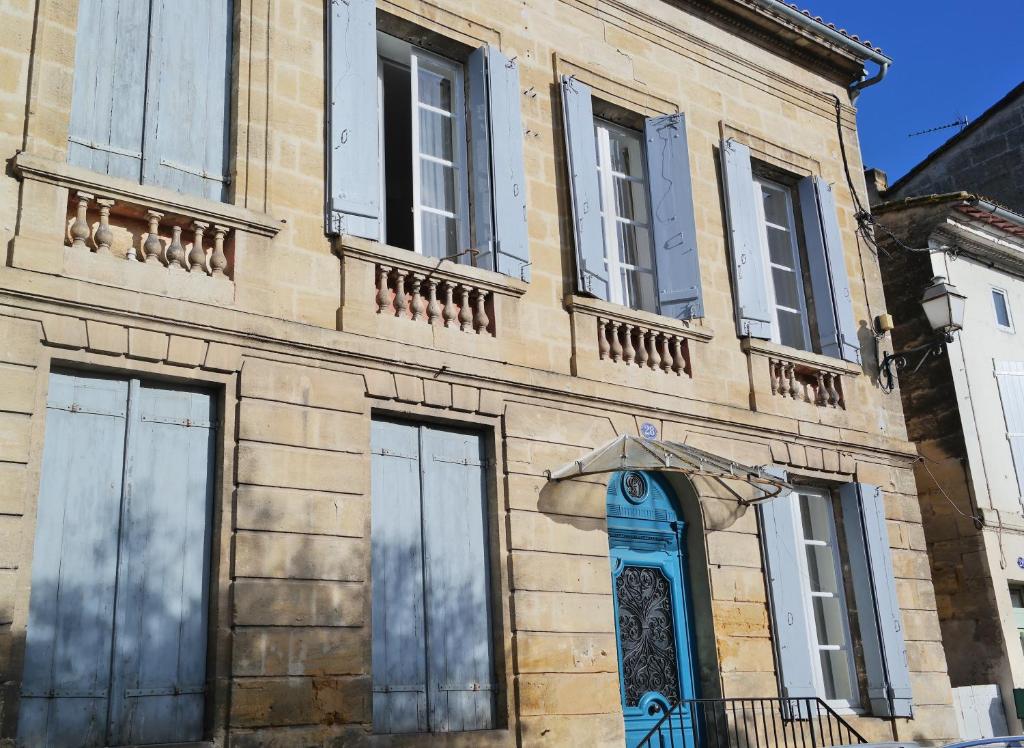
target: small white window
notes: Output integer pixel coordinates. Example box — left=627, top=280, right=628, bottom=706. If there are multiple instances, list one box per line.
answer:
left=794, top=487, right=859, bottom=709
left=993, top=288, right=1014, bottom=331
left=377, top=33, right=471, bottom=260
left=594, top=119, right=658, bottom=313
left=753, top=177, right=813, bottom=351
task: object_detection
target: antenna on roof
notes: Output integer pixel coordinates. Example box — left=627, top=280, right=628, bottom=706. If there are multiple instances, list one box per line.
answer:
left=908, top=114, right=970, bottom=138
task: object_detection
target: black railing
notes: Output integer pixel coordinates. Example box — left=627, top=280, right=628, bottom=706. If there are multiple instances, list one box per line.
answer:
left=637, top=697, right=867, bottom=748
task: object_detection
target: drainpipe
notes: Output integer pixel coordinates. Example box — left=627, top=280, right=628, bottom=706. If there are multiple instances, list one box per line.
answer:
left=749, top=0, right=892, bottom=100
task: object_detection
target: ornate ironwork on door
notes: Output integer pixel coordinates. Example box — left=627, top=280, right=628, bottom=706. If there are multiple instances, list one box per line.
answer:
left=616, top=565, right=681, bottom=707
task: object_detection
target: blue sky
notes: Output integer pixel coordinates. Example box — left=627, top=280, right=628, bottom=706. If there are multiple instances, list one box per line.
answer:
left=810, top=3, right=1024, bottom=183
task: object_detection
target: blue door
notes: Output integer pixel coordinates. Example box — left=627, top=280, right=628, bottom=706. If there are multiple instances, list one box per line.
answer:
left=607, top=471, right=699, bottom=748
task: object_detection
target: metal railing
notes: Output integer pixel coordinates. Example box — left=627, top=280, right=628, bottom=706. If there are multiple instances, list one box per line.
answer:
left=637, top=697, right=867, bottom=748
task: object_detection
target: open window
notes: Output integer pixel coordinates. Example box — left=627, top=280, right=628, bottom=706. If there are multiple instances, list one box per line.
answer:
left=329, top=1, right=531, bottom=281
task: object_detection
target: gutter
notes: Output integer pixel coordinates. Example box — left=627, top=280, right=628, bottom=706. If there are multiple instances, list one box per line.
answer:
left=750, top=0, right=892, bottom=99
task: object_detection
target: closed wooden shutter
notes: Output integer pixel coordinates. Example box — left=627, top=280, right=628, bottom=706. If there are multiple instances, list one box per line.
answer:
left=798, top=176, right=860, bottom=363
left=721, top=139, right=772, bottom=339
left=839, top=482, right=912, bottom=718
left=759, top=469, right=818, bottom=704
left=560, top=76, right=608, bottom=300
left=327, top=0, right=380, bottom=238
left=995, top=360, right=1024, bottom=497
left=141, top=0, right=232, bottom=200
left=18, top=373, right=215, bottom=746
left=67, top=0, right=150, bottom=181
left=370, top=419, right=429, bottom=734
left=106, top=382, right=216, bottom=745
left=420, top=426, right=494, bottom=731
left=644, top=113, right=703, bottom=320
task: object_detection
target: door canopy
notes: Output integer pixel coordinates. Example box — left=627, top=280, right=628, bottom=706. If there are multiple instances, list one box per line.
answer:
left=546, top=434, right=791, bottom=503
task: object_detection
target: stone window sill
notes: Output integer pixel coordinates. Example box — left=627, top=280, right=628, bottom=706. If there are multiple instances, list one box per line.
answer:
left=741, top=337, right=860, bottom=411
left=740, top=338, right=861, bottom=377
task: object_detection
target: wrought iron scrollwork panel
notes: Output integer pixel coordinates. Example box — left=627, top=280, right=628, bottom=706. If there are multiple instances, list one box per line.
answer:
left=616, top=565, right=680, bottom=707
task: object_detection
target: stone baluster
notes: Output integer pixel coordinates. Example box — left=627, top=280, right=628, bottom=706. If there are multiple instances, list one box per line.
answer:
left=659, top=336, right=672, bottom=373
left=815, top=371, right=828, bottom=406
left=93, top=198, right=114, bottom=254
left=376, top=266, right=391, bottom=314
left=785, top=363, right=798, bottom=399
left=456, top=286, right=471, bottom=332
left=409, top=274, right=424, bottom=321
left=769, top=359, right=779, bottom=395
left=670, top=337, right=685, bottom=376
left=647, top=331, right=661, bottom=371
left=624, top=325, right=637, bottom=365
left=142, top=210, right=163, bottom=264
left=393, top=270, right=409, bottom=318
left=473, top=290, right=489, bottom=334
left=69, top=192, right=93, bottom=250
left=826, top=373, right=841, bottom=408
left=210, top=225, right=229, bottom=277
left=189, top=221, right=208, bottom=273
left=166, top=225, right=185, bottom=268
left=442, top=282, right=458, bottom=327
left=609, top=322, right=623, bottom=362
left=597, top=319, right=610, bottom=360
left=426, top=279, right=441, bottom=325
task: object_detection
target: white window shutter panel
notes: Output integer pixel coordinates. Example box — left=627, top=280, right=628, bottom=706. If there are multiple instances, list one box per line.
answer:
left=799, top=176, right=860, bottom=363
left=644, top=113, right=704, bottom=320
left=142, top=0, right=232, bottom=201
left=840, top=482, right=912, bottom=718
left=68, top=0, right=149, bottom=182
left=560, top=76, right=608, bottom=301
left=485, top=46, right=531, bottom=282
left=721, top=139, right=771, bottom=339
left=759, top=468, right=818, bottom=705
left=327, top=0, right=380, bottom=239
left=995, top=361, right=1024, bottom=497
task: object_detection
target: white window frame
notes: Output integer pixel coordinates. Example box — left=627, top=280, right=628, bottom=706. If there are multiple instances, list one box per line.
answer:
left=790, top=486, right=860, bottom=711
left=593, top=118, right=658, bottom=313
left=752, top=177, right=812, bottom=351
left=993, top=287, right=1015, bottom=333
left=376, top=33, right=471, bottom=259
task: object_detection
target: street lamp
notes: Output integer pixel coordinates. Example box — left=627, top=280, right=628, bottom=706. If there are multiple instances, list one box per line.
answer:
left=881, top=276, right=966, bottom=391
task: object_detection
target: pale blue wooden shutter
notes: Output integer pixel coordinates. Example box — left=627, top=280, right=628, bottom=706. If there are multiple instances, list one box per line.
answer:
left=67, top=0, right=150, bottom=181
left=327, top=0, right=380, bottom=238
left=561, top=76, right=608, bottom=300
left=106, top=382, right=215, bottom=745
left=996, top=361, right=1024, bottom=496
left=759, top=468, right=818, bottom=704
left=840, top=483, right=912, bottom=718
left=798, top=176, right=860, bottom=363
left=420, top=426, right=494, bottom=731
left=644, top=113, right=703, bottom=320
left=467, top=48, right=494, bottom=270
left=17, top=373, right=129, bottom=747
left=371, top=419, right=428, bottom=733
left=721, top=139, right=771, bottom=339
left=140, top=0, right=232, bottom=200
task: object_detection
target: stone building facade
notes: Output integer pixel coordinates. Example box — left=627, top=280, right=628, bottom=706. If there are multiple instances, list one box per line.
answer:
left=0, top=0, right=958, bottom=746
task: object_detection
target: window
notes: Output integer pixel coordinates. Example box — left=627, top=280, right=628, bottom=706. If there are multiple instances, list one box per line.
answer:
left=594, top=119, right=658, bottom=313
left=993, top=288, right=1014, bottom=331
left=753, top=176, right=813, bottom=350
left=794, top=488, right=859, bottom=708
left=370, top=419, right=495, bottom=734
left=67, top=0, right=232, bottom=201
left=377, top=33, right=471, bottom=259
left=995, top=361, right=1024, bottom=498
left=1010, top=586, right=1024, bottom=658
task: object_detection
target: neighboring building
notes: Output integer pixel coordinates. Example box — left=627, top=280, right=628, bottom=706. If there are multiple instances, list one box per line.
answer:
left=874, top=195, right=1024, bottom=736
left=882, top=81, right=1024, bottom=214
left=0, top=1, right=957, bottom=747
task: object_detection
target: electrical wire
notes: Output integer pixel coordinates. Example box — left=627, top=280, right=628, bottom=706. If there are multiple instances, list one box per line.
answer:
left=917, top=454, right=985, bottom=530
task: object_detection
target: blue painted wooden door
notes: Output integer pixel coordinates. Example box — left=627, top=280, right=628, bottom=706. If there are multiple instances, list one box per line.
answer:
left=18, top=372, right=215, bottom=747
left=607, top=472, right=698, bottom=748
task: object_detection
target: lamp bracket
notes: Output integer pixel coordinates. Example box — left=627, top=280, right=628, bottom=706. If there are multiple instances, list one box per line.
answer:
left=880, top=333, right=955, bottom=392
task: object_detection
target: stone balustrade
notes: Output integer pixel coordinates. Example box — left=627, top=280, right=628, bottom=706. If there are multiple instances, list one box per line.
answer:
left=66, top=190, right=232, bottom=278
left=374, top=264, right=495, bottom=336
left=597, top=316, right=689, bottom=376
left=769, top=357, right=844, bottom=408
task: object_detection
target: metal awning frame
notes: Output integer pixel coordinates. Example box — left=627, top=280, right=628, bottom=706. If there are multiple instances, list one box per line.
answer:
left=545, top=434, right=792, bottom=504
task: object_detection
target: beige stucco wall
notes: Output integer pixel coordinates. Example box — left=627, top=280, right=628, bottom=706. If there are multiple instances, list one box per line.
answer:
left=0, top=0, right=958, bottom=745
